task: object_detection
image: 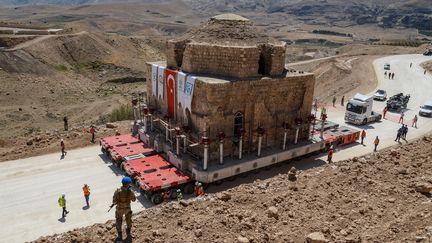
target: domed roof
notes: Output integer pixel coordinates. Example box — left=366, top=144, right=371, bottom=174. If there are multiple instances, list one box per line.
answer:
left=175, top=14, right=283, bottom=46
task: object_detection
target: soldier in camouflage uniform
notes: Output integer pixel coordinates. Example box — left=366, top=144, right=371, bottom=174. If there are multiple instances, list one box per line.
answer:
left=112, top=176, right=136, bottom=241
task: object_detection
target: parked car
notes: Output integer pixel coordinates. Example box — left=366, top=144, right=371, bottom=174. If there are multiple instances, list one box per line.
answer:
left=419, top=100, right=432, bottom=117
left=384, top=63, right=391, bottom=70
left=373, top=89, right=387, bottom=101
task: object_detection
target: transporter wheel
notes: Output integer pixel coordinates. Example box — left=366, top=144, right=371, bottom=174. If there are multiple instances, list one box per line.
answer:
left=183, top=183, right=194, bottom=195
left=214, top=179, right=223, bottom=185
left=120, top=163, right=125, bottom=171
left=362, top=118, right=367, bottom=125
left=202, top=183, right=210, bottom=190
left=240, top=171, right=249, bottom=178
left=227, top=175, right=236, bottom=181
left=151, top=193, right=163, bottom=205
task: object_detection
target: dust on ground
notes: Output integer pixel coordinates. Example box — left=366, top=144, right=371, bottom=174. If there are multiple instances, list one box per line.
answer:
left=33, top=135, right=432, bottom=243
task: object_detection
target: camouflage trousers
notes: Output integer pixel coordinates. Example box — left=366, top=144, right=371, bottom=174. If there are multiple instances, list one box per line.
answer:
left=115, top=208, right=132, bottom=232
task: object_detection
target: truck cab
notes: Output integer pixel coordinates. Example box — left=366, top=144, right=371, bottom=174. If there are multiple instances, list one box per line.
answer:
left=345, top=93, right=382, bottom=125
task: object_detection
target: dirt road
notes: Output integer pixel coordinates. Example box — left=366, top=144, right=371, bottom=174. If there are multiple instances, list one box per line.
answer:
left=0, top=54, right=431, bottom=242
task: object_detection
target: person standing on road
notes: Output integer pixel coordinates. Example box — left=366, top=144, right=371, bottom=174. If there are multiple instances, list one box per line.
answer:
left=412, top=115, right=418, bottom=128
left=399, top=112, right=404, bottom=124
left=58, top=193, right=69, bottom=218
left=410, top=63, right=412, bottom=68
left=90, top=125, right=96, bottom=143
left=361, top=130, right=366, bottom=145
left=177, top=189, right=183, bottom=201
left=388, top=72, right=392, bottom=79
left=383, top=106, right=388, bottom=119
left=395, top=127, right=403, bottom=142
left=332, top=96, right=336, bottom=107
left=60, top=139, right=67, bottom=157
left=341, top=96, right=345, bottom=106
left=384, top=71, right=387, bottom=78
left=402, top=125, right=408, bottom=140
left=112, top=176, right=136, bottom=241
left=327, top=146, right=334, bottom=163
left=63, top=116, right=68, bottom=131
left=373, top=136, right=380, bottom=152
left=83, top=184, right=90, bottom=207
left=392, top=73, right=395, bottom=79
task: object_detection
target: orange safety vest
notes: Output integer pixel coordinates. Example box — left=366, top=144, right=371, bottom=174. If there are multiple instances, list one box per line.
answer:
left=83, top=186, right=90, bottom=196
left=374, top=138, right=379, bottom=145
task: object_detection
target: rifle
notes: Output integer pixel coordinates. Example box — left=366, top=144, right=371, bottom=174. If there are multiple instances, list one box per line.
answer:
left=108, top=204, right=115, bottom=212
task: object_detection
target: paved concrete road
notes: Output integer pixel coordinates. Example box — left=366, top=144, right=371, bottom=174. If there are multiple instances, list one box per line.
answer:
left=0, top=54, right=431, bottom=242
left=324, top=54, right=432, bottom=161
left=0, top=146, right=151, bottom=243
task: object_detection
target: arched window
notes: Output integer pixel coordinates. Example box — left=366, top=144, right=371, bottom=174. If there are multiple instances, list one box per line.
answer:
left=233, top=112, right=244, bottom=138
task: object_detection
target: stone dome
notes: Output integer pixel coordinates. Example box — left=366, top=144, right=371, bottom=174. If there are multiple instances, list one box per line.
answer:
left=166, top=14, right=286, bottom=79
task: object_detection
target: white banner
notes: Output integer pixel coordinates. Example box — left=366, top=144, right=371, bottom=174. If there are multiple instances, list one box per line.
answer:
left=151, top=64, right=158, bottom=97
left=157, top=66, right=165, bottom=100
left=183, top=75, right=196, bottom=115
left=177, top=71, right=186, bottom=109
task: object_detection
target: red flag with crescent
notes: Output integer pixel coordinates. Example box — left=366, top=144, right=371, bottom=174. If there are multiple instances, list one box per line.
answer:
left=165, top=69, right=177, bottom=118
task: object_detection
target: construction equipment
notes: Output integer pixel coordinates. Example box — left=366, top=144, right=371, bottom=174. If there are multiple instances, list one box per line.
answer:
left=386, top=93, right=410, bottom=112
left=345, top=93, right=382, bottom=125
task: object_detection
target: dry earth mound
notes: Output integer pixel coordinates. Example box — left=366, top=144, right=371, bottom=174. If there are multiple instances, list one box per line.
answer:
left=0, top=32, right=164, bottom=161
left=34, top=136, right=432, bottom=243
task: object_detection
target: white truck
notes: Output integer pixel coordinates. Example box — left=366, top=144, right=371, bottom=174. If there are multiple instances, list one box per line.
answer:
left=345, top=93, right=382, bottom=125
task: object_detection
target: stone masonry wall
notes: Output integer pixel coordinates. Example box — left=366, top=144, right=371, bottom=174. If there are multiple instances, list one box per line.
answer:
left=191, top=73, right=315, bottom=161
left=181, top=43, right=261, bottom=79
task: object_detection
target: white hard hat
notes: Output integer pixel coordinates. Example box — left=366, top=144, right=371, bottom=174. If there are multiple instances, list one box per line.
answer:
left=177, top=189, right=181, bottom=192
left=198, top=183, right=202, bottom=186
left=62, top=193, right=65, bottom=197
left=61, top=139, right=64, bottom=142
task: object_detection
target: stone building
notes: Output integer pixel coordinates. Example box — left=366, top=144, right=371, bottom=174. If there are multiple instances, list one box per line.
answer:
left=146, top=14, right=315, bottom=163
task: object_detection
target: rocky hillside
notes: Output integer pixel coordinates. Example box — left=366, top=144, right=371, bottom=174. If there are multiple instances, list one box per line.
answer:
left=185, top=0, right=432, bottom=31
left=34, top=135, right=432, bottom=243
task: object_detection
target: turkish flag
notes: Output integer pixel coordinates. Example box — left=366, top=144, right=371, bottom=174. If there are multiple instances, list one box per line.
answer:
left=165, top=69, right=177, bottom=118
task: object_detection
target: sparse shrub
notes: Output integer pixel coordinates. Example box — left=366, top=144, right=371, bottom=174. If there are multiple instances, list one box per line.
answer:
left=55, top=64, right=68, bottom=71
left=110, top=104, right=133, bottom=122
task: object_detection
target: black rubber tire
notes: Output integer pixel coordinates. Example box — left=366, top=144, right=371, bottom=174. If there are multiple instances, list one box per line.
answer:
left=202, top=183, right=210, bottom=190
left=183, top=183, right=194, bottom=195
left=227, top=175, right=236, bottom=181
left=151, top=193, right=163, bottom=205
left=215, top=179, right=223, bottom=185
left=362, top=118, right=367, bottom=125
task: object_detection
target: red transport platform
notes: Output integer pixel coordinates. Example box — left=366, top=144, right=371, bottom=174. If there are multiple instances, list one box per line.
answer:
left=100, top=134, right=140, bottom=153
left=128, top=155, right=194, bottom=204
left=109, top=142, right=155, bottom=165
left=122, top=155, right=172, bottom=180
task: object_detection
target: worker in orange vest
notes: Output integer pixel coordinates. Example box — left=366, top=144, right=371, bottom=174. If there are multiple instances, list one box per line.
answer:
left=360, top=130, right=366, bottom=145
left=373, top=136, right=380, bottom=152
left=383, top=106, right=388, bottom=119
left=82, top=184, right=90, bottom=207
left=90, top=125, right=96, bottom=143
left=327, top=146, right=334, bottom=163
left=194, top=182, right=205, bottom=197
